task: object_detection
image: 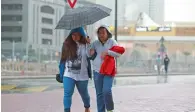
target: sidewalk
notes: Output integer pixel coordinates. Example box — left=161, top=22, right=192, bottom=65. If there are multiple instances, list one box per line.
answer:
left=1, top=72, right=194, bottom=80
left=2, top=83, right=195, bottom=112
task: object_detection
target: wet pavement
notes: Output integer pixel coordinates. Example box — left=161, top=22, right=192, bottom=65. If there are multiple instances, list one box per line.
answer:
left=1, top=75, right=195, bottom=94
left=1, top=82, right=195, bottom=112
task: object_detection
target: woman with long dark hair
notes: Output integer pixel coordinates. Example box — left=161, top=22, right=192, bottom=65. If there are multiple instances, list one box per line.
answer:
left=59, top=27, right=91, bottom=112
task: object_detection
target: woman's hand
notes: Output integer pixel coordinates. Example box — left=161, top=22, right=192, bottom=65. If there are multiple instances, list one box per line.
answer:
left=101, top=51, right=108, bottom=59
left=90, top=49, right=95, bottom=56
left=86, top=36, right=91, bottom=44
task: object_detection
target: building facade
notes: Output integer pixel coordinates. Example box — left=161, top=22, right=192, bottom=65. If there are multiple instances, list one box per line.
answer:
left=1, top=0, right=66, bottom=59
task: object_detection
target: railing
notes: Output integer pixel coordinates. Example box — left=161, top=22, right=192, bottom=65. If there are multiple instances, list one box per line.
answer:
left=1, top=62, right=58, bottom=76
left=1, top=60, right=195, bottom=76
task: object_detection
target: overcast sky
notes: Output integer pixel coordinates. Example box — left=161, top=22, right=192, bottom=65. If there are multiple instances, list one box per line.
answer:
left=96, top=0, right=195, bottom=22
left=165, top=0, right=195, bottom=22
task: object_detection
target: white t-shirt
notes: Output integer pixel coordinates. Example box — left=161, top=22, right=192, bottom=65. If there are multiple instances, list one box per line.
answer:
left=64, top=44, right=89, bottom=81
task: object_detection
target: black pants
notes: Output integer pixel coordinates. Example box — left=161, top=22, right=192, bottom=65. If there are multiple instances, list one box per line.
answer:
left=164, top=65, right=168, bottom=74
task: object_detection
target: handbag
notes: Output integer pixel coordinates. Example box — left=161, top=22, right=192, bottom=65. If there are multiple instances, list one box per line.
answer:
left=56, top=73, right=63, bottom=83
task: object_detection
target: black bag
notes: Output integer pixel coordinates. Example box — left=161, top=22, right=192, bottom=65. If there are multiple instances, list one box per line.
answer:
left=56, top=74, right=63, bottom=83
left=56, top=51, right=97, bottom=82
left=87, top=51, right=97, bottom=79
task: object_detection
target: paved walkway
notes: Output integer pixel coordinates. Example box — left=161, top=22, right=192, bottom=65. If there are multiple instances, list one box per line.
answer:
left=2, top=82, right=195, bottom=112
left=2, top=75, right=195, bottom=94
left=1, top=72, right=194, bottom=79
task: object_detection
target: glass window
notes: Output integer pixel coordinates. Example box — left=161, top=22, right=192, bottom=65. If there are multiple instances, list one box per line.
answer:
left=42, top=39, right=52, bottom=45
left=1, top=37, right=22, bottom=42
left=2, top=26, right=22, bottom=32
left=42, top=28, right=53, bottom=35
left=1, top=4, right=23, bottom=10
left=2, top=15, right=22, bottom=21
left=40, top=6, right=54, bottom=14
left=42, top=18, right=53, bottom=24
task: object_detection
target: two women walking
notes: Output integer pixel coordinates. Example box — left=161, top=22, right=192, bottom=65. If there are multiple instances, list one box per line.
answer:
left=59, top=26, right=125, bottom=112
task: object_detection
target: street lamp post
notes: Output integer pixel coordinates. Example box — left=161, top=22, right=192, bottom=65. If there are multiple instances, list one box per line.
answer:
left=38, top=45, right=41, bottom=63
left=12, top=41, right=15, bottom=61
left=12, top=41, right=15, bottom=74
left=114, top=0, right=118, bottom=67
left=25, top=42, right=29, bottom=75
left=48, top=42, right=52, bottom=62
left=114, top=0, right=118, bottom=41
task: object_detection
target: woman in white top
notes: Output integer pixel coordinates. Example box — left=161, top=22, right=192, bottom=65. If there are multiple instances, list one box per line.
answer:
left=59, top=27, right=91, bottom=112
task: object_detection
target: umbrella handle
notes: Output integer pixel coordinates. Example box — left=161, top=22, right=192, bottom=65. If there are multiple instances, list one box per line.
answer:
left=84, top=26, right=88, bottom=37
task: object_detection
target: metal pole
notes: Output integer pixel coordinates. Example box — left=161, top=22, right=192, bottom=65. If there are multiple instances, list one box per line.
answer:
left=115, top=0, right=118, bottom=67
left=26, top=43, right=29, bottom=75
left=12, top=41, right=15, bottom=74
left=48, top=42, right=52, bottom=62
left=50, top=49, right=52, bottom=62
left=12, top=41, right=15, bottom=61
left=38, top=45, right=41, bottom=63
left=115, top=0, right=118, bottom=41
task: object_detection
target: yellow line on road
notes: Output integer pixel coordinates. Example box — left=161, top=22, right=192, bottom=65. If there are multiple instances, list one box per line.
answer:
left=1, top=85, right=17, bottom=91
left=14, top=86, right=49, bottom=92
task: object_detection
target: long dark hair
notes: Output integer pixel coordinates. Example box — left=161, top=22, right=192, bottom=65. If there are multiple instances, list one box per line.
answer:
left=61, top=35, right=87, bottom=62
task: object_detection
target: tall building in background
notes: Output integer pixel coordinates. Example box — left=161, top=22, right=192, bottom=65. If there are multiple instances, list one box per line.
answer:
left=149, top=0, right=165, bottom=24
left=95, top=0, right=165, bottom=26
left=1, top=0, right=66, bottom=57
left=125, top=0, right=164, bottom=24
left=125, top=0, right=149, bottom=22
left=95, top=0, right=114, bottom=26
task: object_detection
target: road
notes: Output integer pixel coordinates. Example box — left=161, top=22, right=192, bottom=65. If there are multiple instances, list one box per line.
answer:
left=1, top=75, right=195, bottom=94
left=1, top=82, right=195, bottom=112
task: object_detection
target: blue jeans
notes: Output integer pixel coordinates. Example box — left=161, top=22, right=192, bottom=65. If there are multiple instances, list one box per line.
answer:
left=63, top=77, right=90, bottom=112
left=93, top=71, right=114, bottom=112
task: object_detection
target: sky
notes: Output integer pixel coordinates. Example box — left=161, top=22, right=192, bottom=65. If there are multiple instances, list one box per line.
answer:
left=96, top=0, right=195, bottom=23
left=165, top=0, right=195, bottom=22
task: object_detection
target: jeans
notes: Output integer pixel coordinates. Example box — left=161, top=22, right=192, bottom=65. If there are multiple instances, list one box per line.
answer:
left=93, top=71, right=114, bottom=112
left=63, top=77, right=90, bottom=112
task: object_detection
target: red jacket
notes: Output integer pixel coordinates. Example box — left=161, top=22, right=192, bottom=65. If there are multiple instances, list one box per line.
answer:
left=100, top=46, right=125, bottom=77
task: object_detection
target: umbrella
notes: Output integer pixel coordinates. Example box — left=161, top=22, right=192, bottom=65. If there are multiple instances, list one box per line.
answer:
left=55, top=4, right=112, bottom=30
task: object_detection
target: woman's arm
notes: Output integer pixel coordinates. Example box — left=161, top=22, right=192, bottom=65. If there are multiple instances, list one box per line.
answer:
left=86, top=41, right=97, bottom=60
left=59, top=60, right=65, bottom=80
left=107, top=39, right=124, bottom=58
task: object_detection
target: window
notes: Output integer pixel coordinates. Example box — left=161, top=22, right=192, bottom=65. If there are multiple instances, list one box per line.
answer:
left=2, top=15, right=22, bottom=21
left=42, top=18, right=53, bottom=24
left=42, top=28, right=53, bottom=35
left=42, top=39, right=52, bottom=45
left=2, top=26, right=22, bottom=32
left=41, top=6, right=54, bottom=14
left=2, top=4, right=22, bottom=10
left=1, top=37, right=22, bottom=42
